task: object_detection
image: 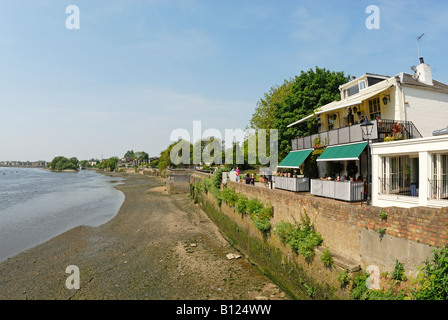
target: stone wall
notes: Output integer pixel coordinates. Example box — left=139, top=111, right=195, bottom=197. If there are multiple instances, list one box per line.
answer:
left=192, top=183, right=349, bottom=299
left=225, top=180, right=446, bottom=275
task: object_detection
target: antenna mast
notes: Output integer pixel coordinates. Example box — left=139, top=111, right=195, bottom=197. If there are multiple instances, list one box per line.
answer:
left=417, top=33, right=425, bottom=60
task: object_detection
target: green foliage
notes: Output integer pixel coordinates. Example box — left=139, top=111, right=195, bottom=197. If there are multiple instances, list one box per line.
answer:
left=194, top=180, right=202, bottom=194
left=210, top=186, right=222, bottom=207
left=252, top=206, right=274, bottom=234
left=212, top=168, right=225, bottom=189
left=47, top=156, right=79, bottom=171
left=123, top=150, right=135, bottom=159
left=414, top=246, right=448, bottom=300
left=203, top=178, right=212, bottom=194
left=274, top=214, right=323, bottom=259
left=349, top=248, right=448, bottom=300
left=349, top=271, right=369, bottom=300
left=392, top=260, right=406, bottom=282
left=236, top=195, right=248, bottom=214
left=246, top=198, right=264, bottom=218
left=97, top=157, right=120, bottom=172
left=376, top=227, right=386, bottom=237
left=303, top=148, right=325, bottom=179
left=158, top=139, right=193, bottom=171
left=273, top=67, right=350, bottom=160
left=253, top=215, right=272, bottom=234
left=249, top=78, right=294, bottom=131
left=149, top=158, right=159, bottom=168
left=320, top=248, right=334, bottom=267
left=220, top=187, right=239, bottom=207
left=337, top=268, right=351, bottom=287
left=379, top=210, right=388, bottom=221
left=134, top=151, right=149, bottom=164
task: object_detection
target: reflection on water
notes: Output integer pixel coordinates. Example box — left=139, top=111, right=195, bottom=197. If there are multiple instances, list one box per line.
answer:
left=0, top=168, right=125, bottom=262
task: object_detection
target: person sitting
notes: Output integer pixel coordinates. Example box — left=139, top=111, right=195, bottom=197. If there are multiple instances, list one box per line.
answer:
left=245, top=174, right=251, bottom=184
left=250, top=174, right=255, bottom=185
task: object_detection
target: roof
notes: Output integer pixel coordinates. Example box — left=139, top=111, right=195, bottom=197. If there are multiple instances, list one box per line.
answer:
left=288, top=79, right=394, bottom=127
left=339, top=73, right=390, bottom=89
left=398, top=73, right=448, bottom=94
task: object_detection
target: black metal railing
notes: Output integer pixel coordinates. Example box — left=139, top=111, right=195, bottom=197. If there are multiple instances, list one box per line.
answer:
left=291, top=119, right=422, bottom=151
left=379, top=177, right=419, bottom=197
left=376, top=119, right=422, bottom=142
left=428, top=179, right=448, bottom=201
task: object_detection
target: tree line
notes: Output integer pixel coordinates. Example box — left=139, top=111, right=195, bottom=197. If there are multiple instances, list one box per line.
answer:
left=157, top=66, right=350, bottom=173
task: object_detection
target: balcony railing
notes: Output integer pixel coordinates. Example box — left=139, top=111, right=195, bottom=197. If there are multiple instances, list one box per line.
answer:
left=428, top=179, right=448, bottom=201
left=291, top=119, right=422, bottom=151
left=311, top=179, right=365, bottom=202
left=379, top=177, right=419, bottom=197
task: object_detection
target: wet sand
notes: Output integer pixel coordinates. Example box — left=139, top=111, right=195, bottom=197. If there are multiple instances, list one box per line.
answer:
left=0, top=172, right=288, bottom=300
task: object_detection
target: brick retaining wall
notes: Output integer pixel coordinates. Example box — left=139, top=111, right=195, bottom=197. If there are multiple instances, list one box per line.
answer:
left=221, top=179, right=447, bottom=274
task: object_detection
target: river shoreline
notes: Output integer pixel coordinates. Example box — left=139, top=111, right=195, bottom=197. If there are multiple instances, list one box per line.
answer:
left=0, top=172, right=288, bottom=300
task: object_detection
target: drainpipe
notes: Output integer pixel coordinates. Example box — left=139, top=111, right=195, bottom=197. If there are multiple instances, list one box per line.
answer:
left=397, top=75, right=407, bottom=123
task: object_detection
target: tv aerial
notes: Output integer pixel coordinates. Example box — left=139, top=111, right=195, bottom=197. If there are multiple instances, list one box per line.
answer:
left=417, top=33, right=425, bottom=61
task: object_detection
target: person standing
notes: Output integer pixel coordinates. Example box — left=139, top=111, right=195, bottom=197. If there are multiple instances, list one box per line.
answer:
left=236, top=167, right=240, bottom=182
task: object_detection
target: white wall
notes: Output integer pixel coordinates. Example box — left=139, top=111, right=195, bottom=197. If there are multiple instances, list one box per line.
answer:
left=403, top=86, right=448, bottom=137
left=371, top=135, right=448, bottom=208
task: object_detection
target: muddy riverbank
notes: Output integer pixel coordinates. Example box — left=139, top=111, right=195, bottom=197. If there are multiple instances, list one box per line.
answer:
left=0, top=172, right=289, bottom=300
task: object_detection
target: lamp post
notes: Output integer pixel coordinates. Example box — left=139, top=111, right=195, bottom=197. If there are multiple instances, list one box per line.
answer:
left=360, top=120, right=374, bottom=205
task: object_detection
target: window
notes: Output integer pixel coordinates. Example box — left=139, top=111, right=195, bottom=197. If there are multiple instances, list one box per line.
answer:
left=368, top=97, right=381, bottom=120
left=430, top=154, right=448, bottom=200
left=358, top=80, right=367, bottom=91
left=381, top=155, right=418, bottom=196
left=327, top=114, right=335, bottom=130
left=347, top=85, right=359, bottom=97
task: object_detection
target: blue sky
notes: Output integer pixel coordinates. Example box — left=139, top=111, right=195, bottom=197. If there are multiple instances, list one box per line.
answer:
left=1, top=0, right=447, bottom=161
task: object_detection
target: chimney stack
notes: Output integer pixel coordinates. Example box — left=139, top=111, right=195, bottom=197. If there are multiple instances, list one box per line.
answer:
left=414, top=57, right=433, bottom=86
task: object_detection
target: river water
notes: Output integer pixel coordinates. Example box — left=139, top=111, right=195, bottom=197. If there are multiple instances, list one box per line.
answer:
left=0, top=167, right=125, bottom=263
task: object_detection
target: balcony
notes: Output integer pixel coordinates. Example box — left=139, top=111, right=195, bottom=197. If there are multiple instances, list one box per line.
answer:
left=311, top=179, right=365, bottom=202
left=291, top=119, right=422, bottom=151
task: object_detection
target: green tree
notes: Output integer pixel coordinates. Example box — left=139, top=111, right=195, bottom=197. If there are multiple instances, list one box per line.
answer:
left=134, top=151, right=149, bottom=165
left=97, top=157, right=119, bottom=171
left=47, top=156, right=79, bottom=171
left=249, top=78, right=294, bottom=130
left=123, top=150, right=135, bottom=159
left=158, top=139, right=193, bottom=171
left=274, top=67, right=350, bottom=160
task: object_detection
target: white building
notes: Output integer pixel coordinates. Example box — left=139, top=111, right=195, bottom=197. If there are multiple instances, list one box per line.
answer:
left=371, top=134, right=448, bottom=208
left=283, top=58, right=448, bottom=206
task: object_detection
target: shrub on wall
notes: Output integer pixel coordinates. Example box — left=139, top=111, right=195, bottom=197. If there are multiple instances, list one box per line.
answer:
left=274, top=213, right=323, bottom=259
left=236, top=195, right=248, bottom=215
left=221, top=187, right=239, bottom=207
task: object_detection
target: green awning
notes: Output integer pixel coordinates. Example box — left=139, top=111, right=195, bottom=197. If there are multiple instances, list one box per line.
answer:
left=316, top=142, right=367, bottom=162
left=278, top=149, right=313, bottom=168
